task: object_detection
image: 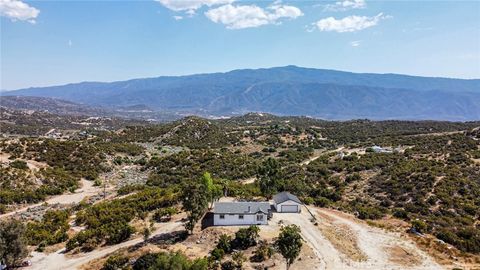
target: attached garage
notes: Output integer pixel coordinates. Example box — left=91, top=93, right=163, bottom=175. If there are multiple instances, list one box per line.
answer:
left=280, top=205, right=299, bottom=213
left=273, top=192, right=302, bottom=213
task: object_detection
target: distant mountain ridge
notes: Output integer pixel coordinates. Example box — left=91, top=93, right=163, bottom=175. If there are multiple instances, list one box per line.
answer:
left=3, top=66, right=480, bottom=121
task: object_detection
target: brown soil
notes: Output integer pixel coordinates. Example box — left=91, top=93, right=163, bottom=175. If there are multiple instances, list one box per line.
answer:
left=385, top=245, right=422, bottom=267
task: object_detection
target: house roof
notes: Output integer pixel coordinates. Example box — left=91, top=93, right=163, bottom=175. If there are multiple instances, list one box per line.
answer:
left=273, top=192, right=302, bottom=204
left=214, top=202, right=271, bottom=214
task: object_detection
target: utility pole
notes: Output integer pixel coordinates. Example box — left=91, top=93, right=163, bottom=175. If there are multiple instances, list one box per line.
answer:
left=103, top=179, right=106, bottom=200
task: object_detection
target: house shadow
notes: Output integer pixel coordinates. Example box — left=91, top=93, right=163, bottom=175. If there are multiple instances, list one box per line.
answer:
left=201, top=212, right=214, bottom=230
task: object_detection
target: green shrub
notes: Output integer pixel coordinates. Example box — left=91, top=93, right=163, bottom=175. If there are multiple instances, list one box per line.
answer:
left=356, top=206, right=384, bottom=220
left=251, top=240, right=274, bottom=262
left=232, top=225, right=259, bottom=250
left=102, top=255, right=129, bottom=270
left=314, top=197, right=331, bottom=207
left=392, top=209, right=408, bottom=220
left=410, top=220, right=428, bottom=234
left=133, top=251, right=207, bottom=270
left=26, top=210, right=70, bottom=246
left=153, top=207, right=177, bottom=222
left=10, top=160, right=28, bottom=170
left=216, top=234, right=232, bottom=253
left=210, top=248, right=225, bottom=261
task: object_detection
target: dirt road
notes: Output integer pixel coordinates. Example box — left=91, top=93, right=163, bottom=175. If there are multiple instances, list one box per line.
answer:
left=26, top=222, right=183, bottom=270
left=271, top=206, right=442, bottom=270
left=0, top=179, right=102, bottom=219
left=300, top=147, right=344, bottom=166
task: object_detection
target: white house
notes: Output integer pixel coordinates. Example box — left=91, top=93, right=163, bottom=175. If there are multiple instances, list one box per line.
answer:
left=371, top=145, right=393, bottom=153
left=273, top=192, right=302, bottom=213
left=213, top=202, right=270, bottom=226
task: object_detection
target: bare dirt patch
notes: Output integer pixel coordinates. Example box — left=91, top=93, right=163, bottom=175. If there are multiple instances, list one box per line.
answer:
left=385, top=245, right=422, bottom=267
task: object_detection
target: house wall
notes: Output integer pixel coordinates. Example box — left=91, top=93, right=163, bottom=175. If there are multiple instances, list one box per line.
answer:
left=213, top=213, right=268, bottom=226
left=275, top=200, right=301, bottom=213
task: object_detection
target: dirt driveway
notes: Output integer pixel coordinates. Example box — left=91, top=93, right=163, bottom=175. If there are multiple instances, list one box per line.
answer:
left=270, top=206, right=443, bottom=270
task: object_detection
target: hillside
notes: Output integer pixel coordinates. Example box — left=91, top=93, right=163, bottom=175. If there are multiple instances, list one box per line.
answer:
left=3, top=66, right=480, bottom=121
left=0, top=96, right=181, bottom=122
left=1, top=110, right=480, bottom=269
left=0, top=96, right=108, bottom=116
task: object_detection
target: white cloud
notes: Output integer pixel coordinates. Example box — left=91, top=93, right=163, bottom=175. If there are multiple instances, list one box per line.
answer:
left=155, top=0, right=233, bottom=14
left=0, top=0, right=39, bottom=23
left=173, top=15, right=183, bottom=20
left=312, top=13, right=390, bottom=33
left=205, top=4, right=303, bottom=29
left=324, top=0, right=366, bottom=12
left=350, top=40, right=361, bottom=47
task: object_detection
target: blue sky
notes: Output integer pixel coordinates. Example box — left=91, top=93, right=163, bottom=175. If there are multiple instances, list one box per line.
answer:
left=1, top=0, right=479, bottom=90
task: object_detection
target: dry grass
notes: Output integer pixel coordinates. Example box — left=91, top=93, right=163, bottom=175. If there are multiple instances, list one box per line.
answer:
left=413, top=234, right=480, bottom=269
left=368, top=216, right=480, bottom=269
left=317, top=221, right=367, bottom=262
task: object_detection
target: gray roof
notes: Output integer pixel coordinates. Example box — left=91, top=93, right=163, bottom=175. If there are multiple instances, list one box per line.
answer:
left=273, top=192, right=302, bottom=204
left=214, top=202, right=270, bottom=214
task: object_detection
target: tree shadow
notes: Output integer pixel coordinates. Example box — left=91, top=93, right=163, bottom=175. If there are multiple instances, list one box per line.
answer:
left=127, top=230, right=188, bottom=252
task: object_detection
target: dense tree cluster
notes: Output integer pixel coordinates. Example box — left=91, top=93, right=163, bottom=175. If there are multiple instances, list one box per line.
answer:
left=66, top=187, right=177, bottom=251
left=0, top=167, right=78, bottom=206
left=26, top=210, right=70, bottom=247
left=147, top=149, right=259, bottom=186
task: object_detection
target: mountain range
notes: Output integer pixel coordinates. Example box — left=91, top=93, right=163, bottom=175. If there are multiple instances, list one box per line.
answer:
left=3, top=66, right=480, bottom=121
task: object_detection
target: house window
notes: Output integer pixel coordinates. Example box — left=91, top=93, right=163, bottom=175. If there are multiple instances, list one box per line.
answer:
left=256, top=215, right=264, bottom=221
left=238, top=214, right=244, bottom=219
left=219, top=214, right=225, bottom=219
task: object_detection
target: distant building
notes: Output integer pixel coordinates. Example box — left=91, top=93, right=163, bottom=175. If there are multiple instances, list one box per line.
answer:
left=273, top=192, right=302, bottom=213
left=371, top=145, right=393, bottom=153
left=213, top=202, right=270, bottom=226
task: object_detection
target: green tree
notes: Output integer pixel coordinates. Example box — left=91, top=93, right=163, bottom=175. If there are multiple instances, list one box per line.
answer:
left=181, top=180, right=209, bottom=234
left=275, top=225, right=303, bottom=270
left=202, top=172, right=223, bottom=208
left=257, top=157, right=282, bottom=198
left=0, top=219, right=28, bottom=268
